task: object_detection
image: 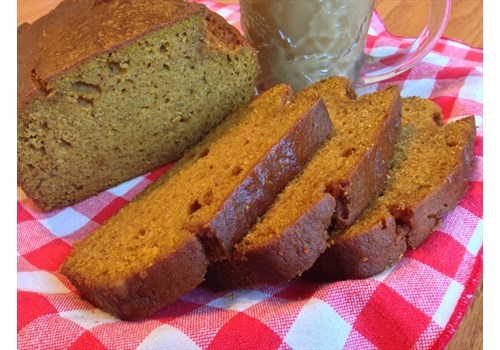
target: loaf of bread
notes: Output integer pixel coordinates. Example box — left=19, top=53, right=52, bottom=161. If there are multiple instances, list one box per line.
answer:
left=304, top=98, right=476, bottom=282
left=61, top=83, right=334, bottom=320
left=17, top=0, right=258, bottom=211
left=205, top=78, right=402, bottom=290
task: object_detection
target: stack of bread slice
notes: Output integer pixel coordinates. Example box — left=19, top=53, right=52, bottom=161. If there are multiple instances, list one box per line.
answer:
left=303, top=97, right=476, bottom=282
left=61, top=77, right=476, bottom=320
left=205, top=79, right=402, bottom=289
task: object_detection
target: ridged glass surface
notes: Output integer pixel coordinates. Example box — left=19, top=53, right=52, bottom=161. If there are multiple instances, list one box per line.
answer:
left=240, top=0, right=374, bottom=91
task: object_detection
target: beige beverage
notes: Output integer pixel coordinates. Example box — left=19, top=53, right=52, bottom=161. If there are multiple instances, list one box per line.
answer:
left=240, top=0, right=374, bottom=91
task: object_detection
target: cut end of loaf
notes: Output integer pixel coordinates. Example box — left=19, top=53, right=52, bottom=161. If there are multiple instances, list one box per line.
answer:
left=18, top=1, right=258, bottom=212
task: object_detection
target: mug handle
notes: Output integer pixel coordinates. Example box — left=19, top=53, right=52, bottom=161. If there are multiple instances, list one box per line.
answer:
left=357, top=0, right=452, bottom=85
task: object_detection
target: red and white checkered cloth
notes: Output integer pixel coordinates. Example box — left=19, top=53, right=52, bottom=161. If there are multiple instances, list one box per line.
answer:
left=17, top=1, right=483, bottom=349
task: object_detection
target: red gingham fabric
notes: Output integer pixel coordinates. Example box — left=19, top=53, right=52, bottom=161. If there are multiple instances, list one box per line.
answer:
left=17, top=1, right=483, bottom=349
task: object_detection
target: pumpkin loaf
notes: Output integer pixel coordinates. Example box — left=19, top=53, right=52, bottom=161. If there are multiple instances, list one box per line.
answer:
left=18, top=0, right=258, bottom=211
left=304, top=98, right=476, bottom=282
left=205, top=78, right=402, bottom=290
left=61, top=84, right=334, bottom=320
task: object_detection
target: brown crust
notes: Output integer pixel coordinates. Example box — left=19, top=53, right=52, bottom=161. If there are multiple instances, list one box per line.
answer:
left=188, top=99, right=333, bottom=260
left=205, top=194, right=336, bottom=289
left=17, top=0, right=210, bottom=113
left=204, top=10, right=250, bottom=50
left=61, top=237, right=207, bottom=320
left=304, top=214, right=406, bottom=281
left=304, top=116, right=476, bottom=281
left=331, top=87, right=402, bottom=230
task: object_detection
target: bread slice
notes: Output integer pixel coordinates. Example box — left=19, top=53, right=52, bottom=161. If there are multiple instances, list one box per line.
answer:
left=61, top=83, right=335, bottom=320
left=205, top=79, right=402, bottom=290
left=304, top=98, right=476, bottom=281
left=18, top=0, right=258, bottom=211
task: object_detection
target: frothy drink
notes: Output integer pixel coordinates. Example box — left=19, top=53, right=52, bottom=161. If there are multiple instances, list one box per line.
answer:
left=240, top=0, right=374, bottom=91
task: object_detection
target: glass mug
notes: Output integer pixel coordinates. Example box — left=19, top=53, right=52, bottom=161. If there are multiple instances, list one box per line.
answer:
left=239, top=0, right=452, bottom=92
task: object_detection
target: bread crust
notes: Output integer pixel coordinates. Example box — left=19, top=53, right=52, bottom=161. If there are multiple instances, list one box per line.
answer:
left=305, top=213, right=406, bottom=281
left=62, top=236, right=207, bottom=321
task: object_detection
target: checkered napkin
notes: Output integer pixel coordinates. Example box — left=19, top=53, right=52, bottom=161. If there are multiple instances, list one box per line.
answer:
left=17, top=1, right=483, bottom=349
